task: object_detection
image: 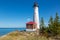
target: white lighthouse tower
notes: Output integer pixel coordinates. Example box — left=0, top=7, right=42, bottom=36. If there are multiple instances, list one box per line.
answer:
left=26, top=2, right=40, bottom=32
left=33, top=2, right=40, bottom=29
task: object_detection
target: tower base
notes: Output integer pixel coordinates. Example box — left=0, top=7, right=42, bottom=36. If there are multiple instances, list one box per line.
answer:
left=26, top=29, right=36, bottom=32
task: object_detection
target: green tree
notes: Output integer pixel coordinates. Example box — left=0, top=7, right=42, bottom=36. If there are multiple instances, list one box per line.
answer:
left=59, top=17, right=60, bottom=27
left=48, top=13, right=60, bottom=36
left=48, top=16, right=54, bottom=36
left=40, top=17, right=45, bottom=29
left=40, top=17, right=46, bottom=34
left=54, top=13, right=59, bottom=26
left=53, top=12, right=60, bottom=35
left=48, top=15, right=59, bottom=36
left=48, top=16, right=53, bottom=28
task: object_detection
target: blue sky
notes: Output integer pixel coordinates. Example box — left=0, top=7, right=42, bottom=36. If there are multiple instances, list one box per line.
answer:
left=0, top=0, right=60, bottom=28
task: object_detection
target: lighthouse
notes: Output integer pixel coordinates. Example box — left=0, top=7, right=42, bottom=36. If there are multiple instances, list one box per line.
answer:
left=33, top=2, right=40, bottom=29
left=26, top=2, right=39, bottom=31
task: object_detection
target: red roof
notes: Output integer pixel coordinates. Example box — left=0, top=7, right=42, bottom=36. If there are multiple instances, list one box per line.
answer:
left=26, top=21, right=36, bottom=24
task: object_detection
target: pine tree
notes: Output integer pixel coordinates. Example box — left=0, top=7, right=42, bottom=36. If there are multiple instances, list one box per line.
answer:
left=54, top=13, right=59, bottom=26
left=40, top=17, right=45, bottom=34
left=48, top=16, right=53, bottom=28
left=59, top=17, right=60, bottom=27
left=40, top=17, right=45, bottom=29
left=53, top=12, right=60, bottom=35
left=48, top=16, right=54, bottom=36
left=48, top=13, right=60, bottom=36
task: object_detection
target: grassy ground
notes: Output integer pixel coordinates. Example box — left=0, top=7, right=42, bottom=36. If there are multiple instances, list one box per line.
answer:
left=0, top=31, right=55, bottom=40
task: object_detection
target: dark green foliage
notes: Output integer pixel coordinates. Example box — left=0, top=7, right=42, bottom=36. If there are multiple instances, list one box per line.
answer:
left=40, top=17, right=45, bottom=34
left=39, top=12, right=60, bottom=37
left=53, top=13, right=60, bottom=35
left=48, top=16, right=53, bottom=27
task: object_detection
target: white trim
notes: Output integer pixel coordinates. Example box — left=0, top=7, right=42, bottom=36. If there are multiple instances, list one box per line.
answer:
left=26, top=29, right=36, bottom=31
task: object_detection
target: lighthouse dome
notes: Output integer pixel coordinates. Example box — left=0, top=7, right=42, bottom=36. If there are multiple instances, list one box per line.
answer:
left=33, top=2, right=39, bottom=7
